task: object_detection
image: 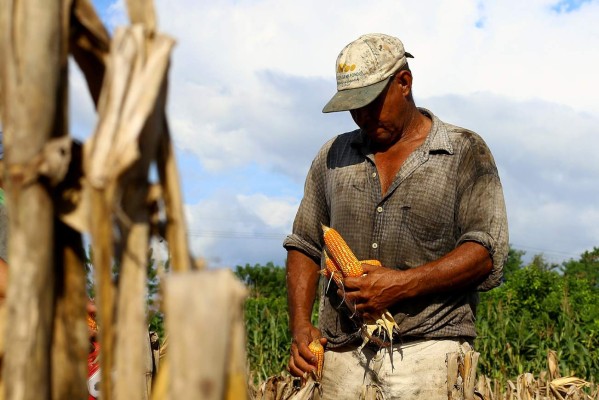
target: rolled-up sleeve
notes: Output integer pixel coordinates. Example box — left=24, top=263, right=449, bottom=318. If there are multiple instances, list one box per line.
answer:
left=456, top=141, right=509, bottom=291
left=283, top=143, right=331, bottom=262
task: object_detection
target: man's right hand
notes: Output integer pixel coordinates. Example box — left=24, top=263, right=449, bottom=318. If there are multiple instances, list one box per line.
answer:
left=286, top=249, right=325, bottom=379
left=288, top=323, right=327, bottom=379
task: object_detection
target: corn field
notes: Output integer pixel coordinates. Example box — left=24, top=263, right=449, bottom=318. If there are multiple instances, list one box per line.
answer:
left=0, top=0, right=248, bottom=398
left=236, top=252, right=599, bottom=399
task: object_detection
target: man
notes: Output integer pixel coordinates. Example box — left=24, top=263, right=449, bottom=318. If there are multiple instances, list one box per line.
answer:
left=283, top=33, right=508, bottom=399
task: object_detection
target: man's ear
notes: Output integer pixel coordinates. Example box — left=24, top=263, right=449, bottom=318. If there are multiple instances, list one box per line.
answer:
left=395, top=70, right=413, bottom=97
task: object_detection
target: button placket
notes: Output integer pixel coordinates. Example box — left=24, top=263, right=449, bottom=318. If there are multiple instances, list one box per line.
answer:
left=371, top=200, right=386, bottom=257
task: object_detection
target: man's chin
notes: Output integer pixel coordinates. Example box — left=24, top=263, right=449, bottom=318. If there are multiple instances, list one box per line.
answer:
left=366, top=129, right=393, bottom=143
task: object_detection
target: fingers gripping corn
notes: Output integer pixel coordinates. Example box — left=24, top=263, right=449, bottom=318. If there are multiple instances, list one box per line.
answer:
left=321, top=224, right=399, bottom=349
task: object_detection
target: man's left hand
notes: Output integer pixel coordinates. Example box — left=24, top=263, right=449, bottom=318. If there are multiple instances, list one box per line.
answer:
left=339, top=263, right=403, bottom=320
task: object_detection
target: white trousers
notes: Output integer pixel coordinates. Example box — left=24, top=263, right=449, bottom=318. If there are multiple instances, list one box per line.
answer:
left=318, top=339, right=472, bottom=400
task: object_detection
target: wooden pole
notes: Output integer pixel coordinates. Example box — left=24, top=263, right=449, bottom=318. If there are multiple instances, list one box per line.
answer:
left=82, top=15, right=175, bottom=397
left=113, top=67, right=167, bottom=400
left=90, top=187, right=117, bottom=400
left=113, top=177, right=152, bottom=400
left=51, top=221, right=89, bottom=400
left=70, top=0, right=111, bottom=106
left=51, top=1, right=90, bottom=398
left=123, top=0, right=193, bottom=275
left=0, top=0, right=62, bottom=398
left=69, top=2, right=113, bottom=397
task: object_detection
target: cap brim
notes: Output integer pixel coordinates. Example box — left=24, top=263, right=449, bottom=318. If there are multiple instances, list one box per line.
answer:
left=322, top=76, right=392, bottom=113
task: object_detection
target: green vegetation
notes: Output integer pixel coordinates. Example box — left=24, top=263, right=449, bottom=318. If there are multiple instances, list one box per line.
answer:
left=236, top=262, right=290, bottom=382
left=85, top=246, right=169, bottom=340
left=84, top=245, right=599, bottom=385
left=236, top=247, right=599, bottom=384
left=476, top=247, right=599, bottom=382
left=235, top=262, right=319, bottom=384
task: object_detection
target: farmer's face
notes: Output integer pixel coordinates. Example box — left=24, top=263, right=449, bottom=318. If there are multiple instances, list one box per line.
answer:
left=350, top=72, right=412, bottom=146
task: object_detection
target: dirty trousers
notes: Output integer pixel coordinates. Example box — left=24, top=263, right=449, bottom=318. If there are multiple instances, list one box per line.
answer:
left=318, top=338, right=472, bottom=400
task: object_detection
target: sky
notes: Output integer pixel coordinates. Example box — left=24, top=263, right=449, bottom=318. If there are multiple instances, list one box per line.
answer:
left=74, top=0, right=599, bottom=268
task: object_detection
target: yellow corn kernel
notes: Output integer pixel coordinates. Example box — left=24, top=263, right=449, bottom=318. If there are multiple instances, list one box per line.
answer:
left=322, top=225, right=363, bottom=278
left=308, top=339, right=324, bottom=380
left=361, top=260, right=382, bottom=267
left=323, top=251, right=345, bottom=286
left=87, top=315, right=98, bottom=332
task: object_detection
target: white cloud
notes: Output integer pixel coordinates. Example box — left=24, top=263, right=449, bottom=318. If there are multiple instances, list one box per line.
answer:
left=237, top=193, right=298, bottom=229
left=76, top=0, right=599, bottom=267
left=152, top=0, right=599, bottom=176
left=426, top=93, right=599, bottom=262
left=105, top=0, right=128, bottom=29
left=410, top=0, right=599, bottom=113
left=184, top=192, right=299, bottom=268
left=425, top=93, right=599, bottom=178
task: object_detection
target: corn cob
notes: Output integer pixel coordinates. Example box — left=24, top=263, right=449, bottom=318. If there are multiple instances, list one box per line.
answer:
left=322, top=225, right=363, bottom=277
left=320, top=256, right=380, bottom=288
left=321, top=225, right=399, bottom=349
left=308, top=339, right=324, bottom=380
left=322, top=251, right=345, bottom=287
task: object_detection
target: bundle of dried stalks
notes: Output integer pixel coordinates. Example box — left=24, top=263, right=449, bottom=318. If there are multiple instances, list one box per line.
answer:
left=474, top=351, right=596, bottom=400
left=253, top=374, right=321, bottom=400
left=0, top=0, right=249, bottom=399
left=0, top=1, right=88, bottom=399
left=252, top=350, right=597, bottom=400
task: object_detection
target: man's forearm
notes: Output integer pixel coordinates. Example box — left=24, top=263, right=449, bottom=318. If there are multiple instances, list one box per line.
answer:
left=394, top=241, right=493, bottom=299
left=286, top=249, right=321, bottom=332
left=345, top=241, right=494, bottom=314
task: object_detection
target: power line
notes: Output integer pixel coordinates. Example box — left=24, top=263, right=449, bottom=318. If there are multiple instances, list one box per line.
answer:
left=186, top=230, right=287, bottom=240
left=185, top=230, right=586, bottom=260
left=510, top=243, right=580, bottom=259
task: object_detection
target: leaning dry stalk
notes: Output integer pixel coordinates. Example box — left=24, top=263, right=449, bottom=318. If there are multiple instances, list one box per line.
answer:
left=308, top=340, right=324, bottom=380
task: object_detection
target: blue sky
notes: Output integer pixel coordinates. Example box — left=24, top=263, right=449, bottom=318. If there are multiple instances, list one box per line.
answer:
left=77, top=0, right=599, bottom=268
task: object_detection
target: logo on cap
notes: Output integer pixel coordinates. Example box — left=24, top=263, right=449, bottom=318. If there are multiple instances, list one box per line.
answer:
left=338, top=64, right=357, bottom=73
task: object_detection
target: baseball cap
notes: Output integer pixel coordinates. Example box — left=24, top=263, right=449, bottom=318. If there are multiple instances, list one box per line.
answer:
left=322, top=33, right=414, bottom=113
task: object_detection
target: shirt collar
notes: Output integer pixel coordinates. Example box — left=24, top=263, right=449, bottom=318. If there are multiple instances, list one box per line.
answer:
left=349, top=108, right=454, bottom=156
left=418, top=108, right=454, bottom=155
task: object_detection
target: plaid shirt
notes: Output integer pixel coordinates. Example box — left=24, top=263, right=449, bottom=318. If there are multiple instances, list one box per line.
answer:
left=284, top=109, right=509, bottom=348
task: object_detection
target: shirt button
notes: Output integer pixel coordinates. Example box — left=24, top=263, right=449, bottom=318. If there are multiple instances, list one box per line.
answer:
left=372, top=243, right=378, bottom=249
left=377, top=206, right=383, bottom=213
left=371, top=172, right=377, bottom=178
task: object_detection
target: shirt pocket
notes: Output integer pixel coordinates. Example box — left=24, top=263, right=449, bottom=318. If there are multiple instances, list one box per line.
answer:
left=401, top=204, right=453, bottom=255
left=328, top=165, right=370, bottom=227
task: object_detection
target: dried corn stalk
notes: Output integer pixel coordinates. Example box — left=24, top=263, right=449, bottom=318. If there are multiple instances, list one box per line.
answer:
left=255, top=375, right=321, bottom=400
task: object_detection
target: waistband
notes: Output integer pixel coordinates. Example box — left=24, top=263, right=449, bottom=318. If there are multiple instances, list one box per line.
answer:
left=329, top=336, right=472, bottom=353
